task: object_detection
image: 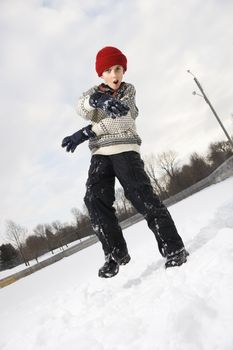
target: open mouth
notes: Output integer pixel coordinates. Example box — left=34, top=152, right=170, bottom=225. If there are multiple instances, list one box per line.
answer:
left=113, top=80, right=119, bottom=85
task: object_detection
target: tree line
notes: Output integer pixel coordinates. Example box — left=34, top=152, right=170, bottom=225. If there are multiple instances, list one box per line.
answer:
left=0, top=139, right=232, bottom=271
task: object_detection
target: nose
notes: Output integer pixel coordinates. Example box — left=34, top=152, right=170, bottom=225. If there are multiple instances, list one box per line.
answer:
left=111, top=70, right=117, bottom=78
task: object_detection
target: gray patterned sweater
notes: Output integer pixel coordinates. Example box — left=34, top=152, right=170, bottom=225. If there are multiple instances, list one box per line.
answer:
left=75, top=82, right=142, bottom=155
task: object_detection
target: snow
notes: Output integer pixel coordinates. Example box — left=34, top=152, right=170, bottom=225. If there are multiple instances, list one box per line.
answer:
left=1, top=177, right=233, bottom=350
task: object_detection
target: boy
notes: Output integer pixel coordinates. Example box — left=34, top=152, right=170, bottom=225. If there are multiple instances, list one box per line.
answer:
left=62, top=46, right=189, bottom=278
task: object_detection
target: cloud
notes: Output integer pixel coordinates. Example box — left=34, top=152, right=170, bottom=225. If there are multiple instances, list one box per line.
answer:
left=0, top=0, right=232, bottom=241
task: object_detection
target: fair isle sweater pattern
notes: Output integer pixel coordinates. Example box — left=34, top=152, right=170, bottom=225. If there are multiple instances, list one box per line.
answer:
left=75, top=83, right=142, bottom=154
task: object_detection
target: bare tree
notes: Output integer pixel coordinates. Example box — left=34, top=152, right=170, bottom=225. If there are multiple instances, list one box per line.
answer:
left=114, top=187, right=133, bottom=220
left=71, top=206, right=93, bottom=238
left=189, top=152, right=211, bottom=181
left=71, top=208, right=83, bottom=227
left=207, top=140, right=233, bottom=168
left=156, top=150, right=179, bottom=179
left=25, top=235, right=47, bottom=263
left=51, top=221, right=68, bottom=249
left=143, top=154, right=169, bottom=198
left=34, top=224, right=55, bottom=254
left=6, top=220, right=29, bottom=266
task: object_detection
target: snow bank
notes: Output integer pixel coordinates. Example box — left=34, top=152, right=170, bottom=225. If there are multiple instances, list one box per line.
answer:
left=0, top=178, right=233, bottom=350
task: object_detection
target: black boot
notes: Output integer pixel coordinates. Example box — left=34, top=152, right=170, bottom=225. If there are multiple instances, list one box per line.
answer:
left=111, top=247, right=131, bottom=265
left=98, top=255, right=119, bottom=278
left=165, top=248, right=189, bottom=268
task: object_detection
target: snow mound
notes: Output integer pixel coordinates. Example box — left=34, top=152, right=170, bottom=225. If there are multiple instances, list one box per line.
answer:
left=1, top=178, right=233, bottom=350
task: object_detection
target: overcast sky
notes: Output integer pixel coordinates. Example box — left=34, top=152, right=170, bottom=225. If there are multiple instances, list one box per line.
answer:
left=0, top=0, right=232, bottom=242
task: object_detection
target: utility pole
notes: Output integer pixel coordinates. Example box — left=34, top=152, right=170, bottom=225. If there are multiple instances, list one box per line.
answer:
left=187, top=70, right=233, bottom=149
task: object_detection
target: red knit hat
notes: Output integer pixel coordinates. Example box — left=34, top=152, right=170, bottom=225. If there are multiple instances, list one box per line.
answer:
left=95, top=46, right=127, bottom=77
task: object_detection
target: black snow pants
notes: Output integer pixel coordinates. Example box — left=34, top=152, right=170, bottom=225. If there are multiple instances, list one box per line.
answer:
left=84, top=151, right=184, bottom=258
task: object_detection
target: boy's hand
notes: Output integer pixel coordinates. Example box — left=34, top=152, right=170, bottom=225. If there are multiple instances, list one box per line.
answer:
left=89, top=92, right=129, bottom=119
left=61, top=125, right=95, bottom=153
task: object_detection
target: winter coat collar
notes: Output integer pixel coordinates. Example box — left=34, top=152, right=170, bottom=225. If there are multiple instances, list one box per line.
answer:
left=98, top=82, right=127, bottom=99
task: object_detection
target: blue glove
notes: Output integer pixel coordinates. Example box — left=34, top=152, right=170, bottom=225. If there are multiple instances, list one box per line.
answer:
left=89, top=92, right=129, bottom=119
left=61, top=125, right=96, bottom=153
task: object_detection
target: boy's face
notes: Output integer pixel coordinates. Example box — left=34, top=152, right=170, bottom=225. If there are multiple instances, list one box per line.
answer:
left=101, top=65, right=124, bottom=90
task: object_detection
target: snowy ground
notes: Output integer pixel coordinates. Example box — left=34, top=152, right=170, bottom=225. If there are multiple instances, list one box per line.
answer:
left=1, top=177, right=233, bottom=350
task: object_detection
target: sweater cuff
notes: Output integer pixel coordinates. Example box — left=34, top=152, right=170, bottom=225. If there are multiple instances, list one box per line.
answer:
left=83, top=95, right=95, bottom=112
